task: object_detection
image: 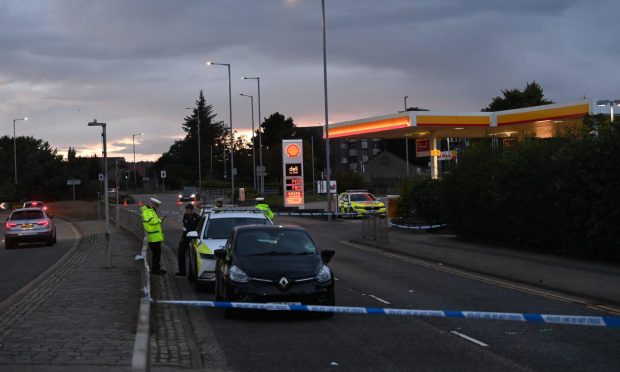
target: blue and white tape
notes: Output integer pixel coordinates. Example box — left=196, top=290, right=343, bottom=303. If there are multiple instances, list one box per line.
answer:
left=156, top=300, right=620, bottom=328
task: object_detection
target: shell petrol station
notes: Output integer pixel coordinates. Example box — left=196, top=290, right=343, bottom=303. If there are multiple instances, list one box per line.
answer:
left=326, top=100, right=595, bottom=179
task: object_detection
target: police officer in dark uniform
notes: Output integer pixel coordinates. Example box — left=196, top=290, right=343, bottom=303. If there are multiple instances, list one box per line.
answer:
left=176, top=203, right=200, bottom=277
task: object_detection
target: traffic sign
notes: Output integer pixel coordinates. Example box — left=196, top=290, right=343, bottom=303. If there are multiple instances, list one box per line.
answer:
left=66, top=179, right=81, bottom=186
left=98, top=173, right=104, bottom=181
left=161, top=170, right=167, bottom=179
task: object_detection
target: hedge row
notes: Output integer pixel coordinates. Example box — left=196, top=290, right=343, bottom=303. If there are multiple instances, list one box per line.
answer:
left=400, top=116, right=620, bottom=261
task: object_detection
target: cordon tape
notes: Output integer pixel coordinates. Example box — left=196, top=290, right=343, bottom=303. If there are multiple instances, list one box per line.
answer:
left=156, top=300, right=620, bottom=328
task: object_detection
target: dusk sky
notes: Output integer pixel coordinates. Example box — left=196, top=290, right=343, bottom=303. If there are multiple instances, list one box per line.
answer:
left=1, top=0, right=619, bottom=161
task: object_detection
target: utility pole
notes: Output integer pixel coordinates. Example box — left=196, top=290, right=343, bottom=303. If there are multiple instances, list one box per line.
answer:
left=88, top=119, right=111, bottom=268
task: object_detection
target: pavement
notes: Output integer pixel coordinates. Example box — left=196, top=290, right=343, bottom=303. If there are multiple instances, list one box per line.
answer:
left=0, top=220, right=141, bottom=371
left=351, top=227, right=620, bottom=307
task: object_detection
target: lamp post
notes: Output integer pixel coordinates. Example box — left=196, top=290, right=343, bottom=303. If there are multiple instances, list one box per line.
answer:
left=403, top=95, right=410, bottom=177
left=88, top=119, right=111, bottom=269
left=240, top=93, right=257, bottom=190
left=320, top=0, right=332, bottom=212
left=404, top=96, right=408, bottom=111
left=207, top=61, right=235, bottom=202
left=242, top=76, right=264, bottom=193
left=12, top=117, right=27, bottom=184
left=597, top=99, right=620, bottom=122
left=186, top=107, right=202, bottom=189
left=132, top=132, right=143, bottom=189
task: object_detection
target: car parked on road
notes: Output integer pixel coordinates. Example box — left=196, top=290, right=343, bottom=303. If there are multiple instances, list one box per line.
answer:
left=214, top=225, right=335, bottom=316
left=22, top=200, right=48, bottom=211
left=185, top=207, right=272, bottom=289
left=4, top=208, right=57, bottom=249
left=337, top=190, right=386, bottom=216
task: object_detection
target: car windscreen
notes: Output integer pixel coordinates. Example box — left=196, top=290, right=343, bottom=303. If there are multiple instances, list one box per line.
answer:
left=235, top=230, right=318, bottom=256
left=203, top=217, right=268, bottom=239
left=350, top=193, right=376, bottom=202
left=11, top=210, right=44, bottom=220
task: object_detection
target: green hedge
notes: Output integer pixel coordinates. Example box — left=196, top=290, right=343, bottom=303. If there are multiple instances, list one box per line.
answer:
left=397, top=177, right=443, bottom=224
left=442, top=115, right=620, bottom=260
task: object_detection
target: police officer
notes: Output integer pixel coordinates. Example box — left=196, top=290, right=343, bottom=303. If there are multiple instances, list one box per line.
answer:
left=141, top=198, right=166, bottom=275
left=176, top=204, right=200, bottom=277
left=255, top=197, right=274, bottom=220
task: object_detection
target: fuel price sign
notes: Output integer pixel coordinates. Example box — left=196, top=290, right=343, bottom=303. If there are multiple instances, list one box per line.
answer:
left=282, top=140, right=304, bottom=208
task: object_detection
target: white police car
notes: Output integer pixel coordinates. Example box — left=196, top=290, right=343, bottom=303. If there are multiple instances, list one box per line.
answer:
left=185, top=207, right=272, bottom=290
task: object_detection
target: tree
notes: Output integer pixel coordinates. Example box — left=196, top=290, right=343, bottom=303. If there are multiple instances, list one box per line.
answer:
left=482, top=81, right=554, bottom=112
left=261, top=112, right=296, bottom=149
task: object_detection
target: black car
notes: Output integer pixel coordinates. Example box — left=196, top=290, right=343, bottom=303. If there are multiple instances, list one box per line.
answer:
left=214, top=225, right=335, bottom=316
left=178, top=187, right=201, bottom=202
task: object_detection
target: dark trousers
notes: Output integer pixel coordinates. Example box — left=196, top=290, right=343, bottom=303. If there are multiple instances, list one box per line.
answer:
left=177, top=237, right=190, bottom=274
left=149, top=241, right=162, bottom=271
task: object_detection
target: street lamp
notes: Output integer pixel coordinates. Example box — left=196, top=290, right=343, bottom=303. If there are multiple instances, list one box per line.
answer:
left=207, top=61, right=235, bottom=203
left=597, top=99, right=620, bottom=122
left=240, top=93, right=257, bottom=190
left=132, top=132, right=143, bottom=189
left=186, top=107, right=202, bottom=189
left=320, top=0, right=332, bottom=212
left=242, top=76, right=264, bottom=193
left=88, top=119, right=111, bottom=269
left=403, top=96, right=409, bottom=177
left=12, top=116, right=27, bottom=184
left=404, top=96, right=408, bottom=111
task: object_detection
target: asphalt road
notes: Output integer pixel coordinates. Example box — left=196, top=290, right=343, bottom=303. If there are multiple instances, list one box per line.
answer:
left=0, top=214, right=79, bottom=303
left=147, top=194, right=620, bottom=371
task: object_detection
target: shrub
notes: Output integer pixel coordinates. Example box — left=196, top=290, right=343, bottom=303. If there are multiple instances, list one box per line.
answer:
left=397, top=177, right=443, bottom=224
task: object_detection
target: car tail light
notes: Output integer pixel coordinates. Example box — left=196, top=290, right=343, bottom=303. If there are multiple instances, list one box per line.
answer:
left=43, top=206, right=48, bottom=211
left=5, top=222, right=17, bottom=228
left=37, top=220, right=49, bottom=226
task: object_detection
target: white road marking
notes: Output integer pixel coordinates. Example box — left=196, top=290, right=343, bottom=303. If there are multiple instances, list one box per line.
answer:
left=368, top=294, right=391, bottom=305
left=450, top=331, right=488, bottom=347
left=340, top=241, right=620, bottom=316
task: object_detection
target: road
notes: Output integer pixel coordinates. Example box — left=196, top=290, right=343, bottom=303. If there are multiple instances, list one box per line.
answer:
left=144, top=194, right=620, bottom=371
left=0, top=214, right=79, bottom=303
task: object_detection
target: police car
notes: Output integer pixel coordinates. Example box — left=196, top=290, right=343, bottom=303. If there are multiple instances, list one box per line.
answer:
left=185, top=207, right=272, bottom=290
left=337, top=190, right=386, bottom=217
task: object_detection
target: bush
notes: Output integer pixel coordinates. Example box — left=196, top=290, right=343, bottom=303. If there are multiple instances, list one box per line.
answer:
left=442, top=116, right=620, bottom=261
left=397, top=177, right=443, bottom=224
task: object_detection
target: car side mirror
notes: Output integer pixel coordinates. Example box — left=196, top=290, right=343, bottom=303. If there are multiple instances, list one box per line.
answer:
left=186, top=231, right=199, bottom=238
left=320, top=249, right=335, bottom=263
left=214, top=248, right=227, bottom=260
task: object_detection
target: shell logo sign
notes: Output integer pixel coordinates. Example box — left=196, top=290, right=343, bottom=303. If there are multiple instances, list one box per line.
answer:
left=285, top=144, right=301, bottom=158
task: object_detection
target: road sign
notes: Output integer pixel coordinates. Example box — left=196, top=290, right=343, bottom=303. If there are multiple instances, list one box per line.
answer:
left=98, top=173, right=104, bottom=181
left=257, top=166, right=267, bottom=176
left=317, top=180, right=337, bottom=194
left=161, top=170, right=167, bottom=178
left=282, top=139, right=304, bottom=208
left=430, top=149, right=441, bottom=157
left=416, top=139, right=430, bottom=157
left=66, top=179, right=81, bottom=186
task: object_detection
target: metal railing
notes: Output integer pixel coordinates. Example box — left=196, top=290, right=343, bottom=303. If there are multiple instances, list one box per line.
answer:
left=361, top=214, right=389, bottom=242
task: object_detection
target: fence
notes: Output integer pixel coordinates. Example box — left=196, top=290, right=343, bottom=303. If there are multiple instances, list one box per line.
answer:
left=361, top=214, right=389, bottom=242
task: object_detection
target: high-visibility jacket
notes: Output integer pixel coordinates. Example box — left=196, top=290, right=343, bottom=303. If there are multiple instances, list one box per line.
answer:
left=255, top=203, right=274, bottom=220
left=141, top=205, right=164, bottom=242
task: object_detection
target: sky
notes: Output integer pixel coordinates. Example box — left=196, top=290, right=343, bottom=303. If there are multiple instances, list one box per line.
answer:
left=1, top=0, right=619, bottom=161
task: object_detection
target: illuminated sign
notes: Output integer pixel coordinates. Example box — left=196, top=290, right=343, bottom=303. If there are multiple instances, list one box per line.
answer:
left=282, top=140, right=304, bottom=208
left=285, top=144, right=301, bottom=158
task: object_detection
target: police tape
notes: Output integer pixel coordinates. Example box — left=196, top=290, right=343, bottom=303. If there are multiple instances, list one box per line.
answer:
left=155, top=300, right=620, bottom=328
left=389, top=222, right=447, bottom=230
left=275, top=211, right=350, bottom=217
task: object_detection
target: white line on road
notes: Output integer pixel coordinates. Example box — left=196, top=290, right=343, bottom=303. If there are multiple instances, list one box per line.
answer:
left=368, top=294, right=391, bottom=305
left=450, top=331, right=488, bottom=347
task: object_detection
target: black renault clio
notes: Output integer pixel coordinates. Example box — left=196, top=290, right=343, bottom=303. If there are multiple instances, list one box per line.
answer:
left=214, top=225, right=335, bottom=312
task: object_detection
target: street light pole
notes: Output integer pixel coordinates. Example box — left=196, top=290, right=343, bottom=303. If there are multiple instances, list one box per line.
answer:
left=88, top=119, right=111, bottom=269
left=12, top=117, right=27, bottom=184
left=403, top=96, right=410, bottom=177
left=321, top=0, right=332, bottom=213
left=240, top=93, right=256, bottom=190
left=597, top=99, right=620, bottom=122
left=207, top=61, right=234, bottom=203
left=404, top=96, right=408, bottom=111
left=243, top=76, right=264, bottom=193
left=186, top=107, right=202, bottom=189
left=132, top=132, right=143, bottom=189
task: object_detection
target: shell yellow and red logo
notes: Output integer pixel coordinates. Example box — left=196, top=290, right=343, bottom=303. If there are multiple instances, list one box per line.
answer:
left=285, top=144, right=301, bottom=158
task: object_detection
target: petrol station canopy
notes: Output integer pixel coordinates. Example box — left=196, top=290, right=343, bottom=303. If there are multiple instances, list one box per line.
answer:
left=326, top=101, right=593, bottom=140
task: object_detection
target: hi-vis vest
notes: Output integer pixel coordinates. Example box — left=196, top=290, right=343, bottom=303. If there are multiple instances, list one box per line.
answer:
left=141, top=205, right=164, bottom=243
left=255, top=203, right=274, bottom=220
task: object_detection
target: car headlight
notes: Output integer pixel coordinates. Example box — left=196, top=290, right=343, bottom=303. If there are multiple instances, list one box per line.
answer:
left=229, top=265, right=250, bottom=283
left=190, top=193, right=196, bottom=198
left=315, top=265, right=332, bottom=283
left=178, top=194, right=182, bottom=198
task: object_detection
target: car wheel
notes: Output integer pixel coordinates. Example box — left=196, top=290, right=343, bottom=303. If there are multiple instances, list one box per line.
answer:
left=188, top=250, right=196, bottom=282
left=46, top=237, right=54, bottom=246
left=214, top=277, right=223, bottom=301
